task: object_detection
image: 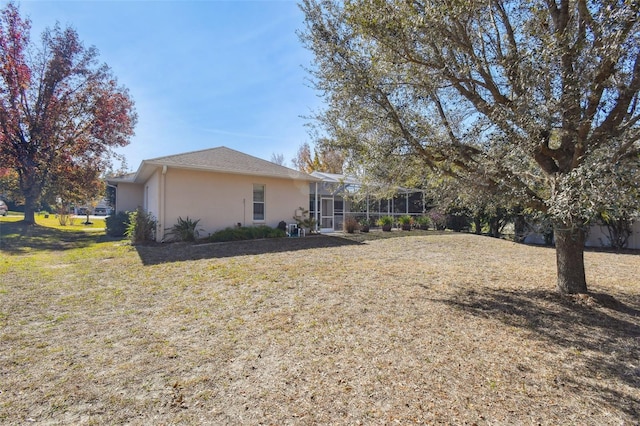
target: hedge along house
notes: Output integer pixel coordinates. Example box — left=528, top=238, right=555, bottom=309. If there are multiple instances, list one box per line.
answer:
left=308, top=171, right=427, bottom=232
left=107, top=147, right=319, bottom=241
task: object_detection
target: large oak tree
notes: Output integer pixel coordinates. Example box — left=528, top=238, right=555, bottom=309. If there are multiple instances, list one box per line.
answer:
left=300, top=0, right=640, bottom=294
left=0, top=3, right=136, bottom=223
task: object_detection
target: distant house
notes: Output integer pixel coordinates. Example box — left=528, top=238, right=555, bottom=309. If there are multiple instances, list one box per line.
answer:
left=72, top=199, right=112, bottom=216
left=107, top=147, right=319, bottom=241
left=585, top=222, right=640, bottom=250
left=522, top=220, right=640, bottom=250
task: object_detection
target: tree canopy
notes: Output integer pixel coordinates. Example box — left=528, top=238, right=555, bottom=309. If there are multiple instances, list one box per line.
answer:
left=0, top=3, right=136, bottom=223
left=292, top=140, right=345, bottom=173
left=300, top=0, right=640, bottom=294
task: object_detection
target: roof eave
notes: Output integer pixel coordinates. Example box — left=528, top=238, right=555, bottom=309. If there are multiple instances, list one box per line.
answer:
left=137, top=161, right=321, bottom=182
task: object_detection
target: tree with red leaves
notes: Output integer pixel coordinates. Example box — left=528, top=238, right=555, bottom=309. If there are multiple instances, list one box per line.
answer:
left=0, top=3, right=136, bottom=224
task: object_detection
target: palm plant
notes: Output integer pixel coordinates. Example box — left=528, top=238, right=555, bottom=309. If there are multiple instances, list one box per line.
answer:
left=377, top=215, right=393, bottom=232
left=165, top=216, right=202, bottom=242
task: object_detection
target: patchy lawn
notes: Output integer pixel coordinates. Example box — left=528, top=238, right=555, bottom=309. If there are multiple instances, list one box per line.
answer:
left=0, top=225, right=639, bottom=424
left=0, top=218, right=108, bottom=254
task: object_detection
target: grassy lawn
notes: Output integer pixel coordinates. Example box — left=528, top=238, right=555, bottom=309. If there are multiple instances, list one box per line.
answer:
left=0, top=221, right=639, bottom=424
left=1, top=212, right=106, bottom=229
left=0, top=215, right=107, bottom=254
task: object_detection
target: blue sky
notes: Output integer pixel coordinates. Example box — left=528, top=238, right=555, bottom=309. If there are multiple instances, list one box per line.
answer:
left=17, top=0, right=320, bottom=171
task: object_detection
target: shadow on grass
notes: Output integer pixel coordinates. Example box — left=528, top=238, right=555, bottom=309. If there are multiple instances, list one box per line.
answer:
left=429, top=287, right=640, bottom=419
left=134, top=234, right=364, bottom=266
left=0, top=220, right=112, bottom=254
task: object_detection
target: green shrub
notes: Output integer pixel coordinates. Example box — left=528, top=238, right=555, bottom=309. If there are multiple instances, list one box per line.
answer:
left=416, top=215, right=431, bottom=229
left=377, top=215, right=393, bottom=226
left=446, top=210, right=471, bottom=232
left=209, top=226, right=285, bottom=243
left=358, top=218, right=371, bottom=232
left=398, top=215, right=413, bottom=230
left=293, top=207, right=317, bottom=233
left=106, top=211, right=130, bottom=237
left=126, top=207, right=156, bottom=244
left=377, top=215, right=393, bottom=231
left=165, top=216, right=202, bottom=242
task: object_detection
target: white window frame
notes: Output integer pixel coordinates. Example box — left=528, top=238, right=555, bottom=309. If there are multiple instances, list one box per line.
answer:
left=253, top=184, right=265, bottom=222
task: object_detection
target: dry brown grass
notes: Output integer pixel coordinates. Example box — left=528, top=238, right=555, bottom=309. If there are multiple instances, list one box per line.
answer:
left=1, top=229, right=639, bottom=425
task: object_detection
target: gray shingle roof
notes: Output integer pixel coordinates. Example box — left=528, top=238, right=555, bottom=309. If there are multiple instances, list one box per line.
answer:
left=138, top=146, right=317, bottom=181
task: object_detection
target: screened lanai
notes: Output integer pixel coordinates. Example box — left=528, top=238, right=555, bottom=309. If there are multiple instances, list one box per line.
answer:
left=309, top=171, right=427, bottom=233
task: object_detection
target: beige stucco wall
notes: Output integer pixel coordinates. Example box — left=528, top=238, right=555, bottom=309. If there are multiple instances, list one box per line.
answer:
left=525, top=221, right=640, bottom=250
left=630, top=222, right=640, bottom=249
left=144, top=169, right=161, bottom=226
left=114, top=182, right=144, bottom=213
left=157, top=167, right=311, bottom=241
left=586, top=221, right=640, bottom=250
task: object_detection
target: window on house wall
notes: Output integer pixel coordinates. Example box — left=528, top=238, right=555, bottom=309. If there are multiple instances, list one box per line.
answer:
left=253, top=184, right=265, bottom=221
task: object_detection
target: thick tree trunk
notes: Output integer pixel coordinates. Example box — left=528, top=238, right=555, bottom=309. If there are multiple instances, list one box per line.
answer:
left=554, top=225, right=588, bottom=294
left=23, top=196, right=37, bottom=225
left=514, top=214, right=526, bottom=243
left=489, top=217, right=500, bottom=238
left=19, top=174, right=41, bottom=225
left=474, top=216, right=482, bottom=235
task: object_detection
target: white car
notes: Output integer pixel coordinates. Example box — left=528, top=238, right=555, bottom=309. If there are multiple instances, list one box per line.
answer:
left=0, top=200, right=8, bottom=216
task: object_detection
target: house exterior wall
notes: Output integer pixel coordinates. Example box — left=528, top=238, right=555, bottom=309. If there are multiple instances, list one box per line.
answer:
left=158, top=168, right=310, bottom=241
left=586, top=221, right=640, bottom=250
left=144, top=169, right=161, bottom=227
left=524, top=221, right=640, bottom=250
left=586, top=225, right=612, bottom=248
left=630, top=222, right=640, bottom=249
left=114, top=182, right=144, bottom=213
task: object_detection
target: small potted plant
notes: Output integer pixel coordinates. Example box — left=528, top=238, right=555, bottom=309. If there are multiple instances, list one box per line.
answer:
left=359, top=218, right=370, bottom=233
left=377, top=215, right=393, bottom=232
left=416, top=215, right=430, bottom=230
left=398, top=215, right=413, bottom=231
